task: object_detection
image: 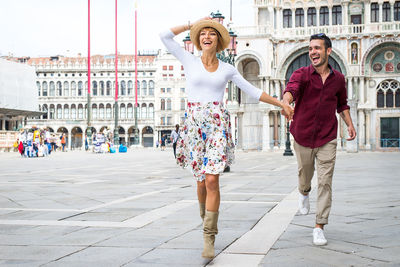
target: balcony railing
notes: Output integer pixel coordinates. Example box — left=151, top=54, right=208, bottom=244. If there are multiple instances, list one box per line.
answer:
left=233, top=22, right=400, bottom=40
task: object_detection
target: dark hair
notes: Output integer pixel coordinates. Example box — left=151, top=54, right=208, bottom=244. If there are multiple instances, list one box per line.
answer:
left=310, top=33, right=332, bottom=49
left=175, top=124, right=179, bottom=130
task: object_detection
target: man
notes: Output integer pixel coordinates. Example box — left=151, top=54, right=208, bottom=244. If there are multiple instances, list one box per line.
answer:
left=170, top=124, right=180, bottom=158
left=283, top=33, right=356, bottom=246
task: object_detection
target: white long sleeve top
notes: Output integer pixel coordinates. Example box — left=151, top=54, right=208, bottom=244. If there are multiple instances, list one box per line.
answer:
left=159, top=30, right=263, bottom=104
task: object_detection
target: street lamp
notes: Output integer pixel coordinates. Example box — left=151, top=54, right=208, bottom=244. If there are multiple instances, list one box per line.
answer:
left=283, top=120, right=293, bottom=156
left=183, top=34, right=194, bottom=54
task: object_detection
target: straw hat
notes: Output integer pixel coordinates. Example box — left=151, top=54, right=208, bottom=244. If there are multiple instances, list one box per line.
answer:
left=190, top=20, right=230, bottom=53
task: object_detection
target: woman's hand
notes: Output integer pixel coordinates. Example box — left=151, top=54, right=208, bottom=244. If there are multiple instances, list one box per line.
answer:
left=281, top=102, right=294, bottom=121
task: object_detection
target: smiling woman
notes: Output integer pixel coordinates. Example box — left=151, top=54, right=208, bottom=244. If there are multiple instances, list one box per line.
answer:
left=159, top=17, right=293, bottom=259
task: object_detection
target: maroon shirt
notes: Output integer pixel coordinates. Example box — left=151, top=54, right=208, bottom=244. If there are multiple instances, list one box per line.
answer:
left=284, top=64, right=350, bottom=149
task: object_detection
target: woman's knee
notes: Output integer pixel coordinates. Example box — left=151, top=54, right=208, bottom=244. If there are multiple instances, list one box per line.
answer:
left=205, top=175, right=219, bottom=192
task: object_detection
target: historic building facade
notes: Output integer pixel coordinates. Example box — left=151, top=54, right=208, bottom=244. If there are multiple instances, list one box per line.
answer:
left=26, top=54, right=159, bottom=149
left=229, top=0, right=400, bottom=151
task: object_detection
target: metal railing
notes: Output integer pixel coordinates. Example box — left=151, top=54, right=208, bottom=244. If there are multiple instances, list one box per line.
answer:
left=381, top=138, right=400, bottom=148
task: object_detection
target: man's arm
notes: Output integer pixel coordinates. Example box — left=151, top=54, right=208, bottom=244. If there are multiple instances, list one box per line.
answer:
left=339, top=109, right=356, bottom=141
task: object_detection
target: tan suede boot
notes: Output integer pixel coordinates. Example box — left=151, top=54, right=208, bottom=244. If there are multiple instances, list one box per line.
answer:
left=199, top=202, right=205, bottom=221
left=202, top=210, right=219, bottom=258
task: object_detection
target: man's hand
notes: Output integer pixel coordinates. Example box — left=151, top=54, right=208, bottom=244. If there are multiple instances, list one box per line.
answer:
left=347, top=124, right=356, bottom=141
left=281, top=102, right=294, bottom=121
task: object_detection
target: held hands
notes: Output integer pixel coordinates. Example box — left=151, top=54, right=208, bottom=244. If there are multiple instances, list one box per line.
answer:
left=281, top=102, right=294, bottom=121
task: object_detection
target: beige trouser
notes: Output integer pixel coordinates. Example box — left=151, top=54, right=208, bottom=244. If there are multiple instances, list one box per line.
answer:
left=294, top=139, right=337, bottom=225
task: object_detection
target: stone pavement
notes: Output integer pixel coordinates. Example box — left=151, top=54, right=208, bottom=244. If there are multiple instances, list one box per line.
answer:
left=0, top=148, right=399, bottom=266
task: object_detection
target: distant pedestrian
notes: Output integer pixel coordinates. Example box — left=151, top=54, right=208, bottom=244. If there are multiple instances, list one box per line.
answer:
left=283, top=33, right=356, bottom=246
left=170, top=124, right=180, bottom=158
left=61, top=134, right=66, bottom=152
left=160, top=135, right=166, bottom=151
left=156, top=139, right=159, bottom=148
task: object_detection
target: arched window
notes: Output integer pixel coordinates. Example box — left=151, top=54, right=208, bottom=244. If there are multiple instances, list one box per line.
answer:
left=50, top=81, right=55, bottom=96
left=161, top=99, right=166, bottom=110
left=149, top=80, right=154, bottom=95
left=320, top=6, right=329, bottom=26
left=371, top=3, right=379, bottom=22
left=64, top=104, right=69, bottom=119
left=295, top=8, right=304, bottom=27
left=42, top=81, right=48, bottom=96
left=50, top=104, right=55, bottom=119
left=283, top=9, right=292, bottom=28
left=332, top=5, right=342, bottom=25
left=127, top=103, right=133, bottom=119
left=78, top=104, right=83, bottom=119
left=57, top=81, right=62, bottom=96
left=167, top=99, right=172, bottom=110
left=137, top=80, right=140, bottom=95
left=149, top=103, right=154, bottom=118
left=307, top=8, right=316, bottom=26
left=141, top=103, right=147, bottom=119
left=128, top=80, right=133, bottom=95
left=396, top=89, right=400, bottom=107
left=100, top=81, right=105, bottom=96
left=377, top=89, right=385, bottom=108
left=92, top=104, right=97, bottom=119
left=120, top=104, right=126, bottom=119
left=142, top=80, right=147, bottom=95
left=42, top=104, right=48, bottom=119
left=78, top=81, right=83, bottom=96
left=92, top=81, right=98, bottom=96
left=395, top=2, right=400, bottom=21
left=121, top=81, right=126, bottom=96
left=37, top=82, right=41, bottom=96
left=57, top=104, right=62, bottom=119
left=71, top=104, right=76, bottom=119
left=71, top=81, right=76, bottom=96
left=63, top=81, right=69, bottom=97
left=383, top=2, right=391, bottom=22
left=106, top=81, right=112, bottom=96
left=106, top=104, right=112, bottom=119
left=99, top=104, right=105, bottom=119
left=386, top=89, right=394, bottom=107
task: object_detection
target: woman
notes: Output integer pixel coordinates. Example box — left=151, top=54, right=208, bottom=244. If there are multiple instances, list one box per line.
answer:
left=160, top=18, right=293, bottom=258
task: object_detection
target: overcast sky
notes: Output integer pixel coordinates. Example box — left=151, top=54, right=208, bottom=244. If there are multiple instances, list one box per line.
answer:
left=0, top=0, right=254, bottom=58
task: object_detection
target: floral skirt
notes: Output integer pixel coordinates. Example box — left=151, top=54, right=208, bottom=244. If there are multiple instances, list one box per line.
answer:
left=176, top=101, right=235, bottom=181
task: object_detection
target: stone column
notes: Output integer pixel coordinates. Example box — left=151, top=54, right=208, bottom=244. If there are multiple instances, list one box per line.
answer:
left=365, top=1, right=371, bottom=24
left=278, top=8, right=283, bottom=30
left=359, top=76, right=365, bottom=104
left=280, top=113, right=286, bottom=149
left=379, top=2, right=383, bottom=23
left=358, top=109, right=365, bottom=149
left=265, top=78, right=270, bottom=94
left=68, top=129, right=72, bottom=151
left=329, top=6, right=333, bottom=26
left=316, top=7, right=320, bottom=26
left=262, top=111, right=270, bottom=151
left=347, top=77, right=353, bottom=99
left=343, top=2, right=349, bottom=26
left=391, top=2, right=395, bottom=22
left=292, top=8, right=296, bottom=28
left=274, top=80, right=280, bottom=97
left=365, top=110, right=371, bottom=149
left=304, top=7, right=309, bottom=32
left=346, top=99, right=358, bottom=152
left=273, top=111, right=279, bottom=147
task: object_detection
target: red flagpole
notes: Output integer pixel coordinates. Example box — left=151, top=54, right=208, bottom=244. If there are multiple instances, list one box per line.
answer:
left=88, top=0, right=91, bottom=96
left=135, top=2, right=138, bottom=107
left=115, top=0, right=118, bottom=101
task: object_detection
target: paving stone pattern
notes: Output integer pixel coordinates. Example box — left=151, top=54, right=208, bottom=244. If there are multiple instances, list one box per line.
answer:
left=0, top=149, right=399, bottom=266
